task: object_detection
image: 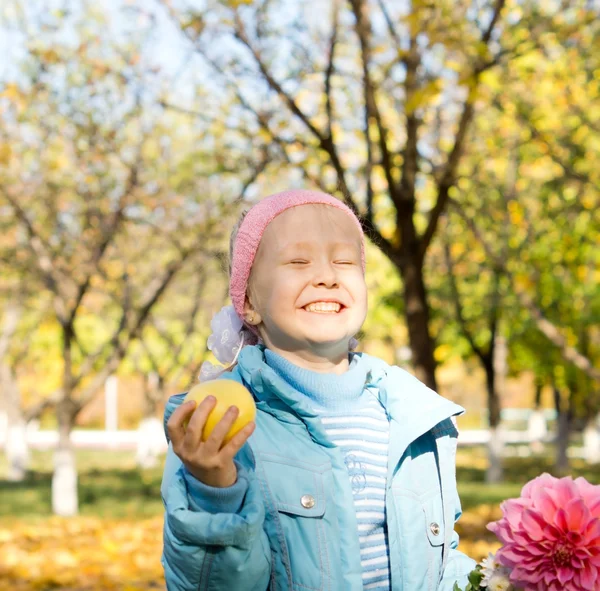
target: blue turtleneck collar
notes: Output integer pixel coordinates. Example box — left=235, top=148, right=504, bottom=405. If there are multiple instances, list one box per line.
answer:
left=263, top=348, right=369, bottom=411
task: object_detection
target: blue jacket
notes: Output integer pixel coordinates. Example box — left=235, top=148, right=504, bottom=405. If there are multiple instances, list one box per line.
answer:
left=161, top=346, right=476, bottom=590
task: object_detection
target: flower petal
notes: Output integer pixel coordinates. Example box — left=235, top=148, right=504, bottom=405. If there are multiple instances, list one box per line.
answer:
left=553, top=477, right=579, bottom=507
left=579, top=563, right=598, bottom=589
left=556, top=566, right=574, bottom=584
left=521, top=509, right=547, bottom=540
left=522, top=473, right=556, bottom=499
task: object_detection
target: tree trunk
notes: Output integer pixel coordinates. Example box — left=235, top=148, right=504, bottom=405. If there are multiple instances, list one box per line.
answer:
left=5, top=423, right=29, bottom=482
left=582, top=413, right=600, bottom=464
left=553, top=385, right=570, bottom=474
left=483, top=354, right=503, bottom=483
left=1, top=361, right=29, bottom=481
left=400, top=256, right=437, bottom=391
left=52, top=399, right=78, bottom=516
left=528, top=382, right=547, bottom=453
left=136, top=372, right=166, bottom=469
left=0, top=303, right=28, bottom=480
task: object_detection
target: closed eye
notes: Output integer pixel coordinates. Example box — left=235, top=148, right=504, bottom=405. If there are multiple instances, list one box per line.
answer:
left=289, top=260, right=309, bottom=265
left=334, top=261, right=355, bottom=265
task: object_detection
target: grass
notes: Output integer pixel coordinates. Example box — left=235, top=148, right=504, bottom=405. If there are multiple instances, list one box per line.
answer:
left=455, top=447, right=599, bottom=510
left=0, top=450, right=164, bottom=522
left=0, top=448, right=598, bottom=522
left=0, top=447, right=598, bottom=590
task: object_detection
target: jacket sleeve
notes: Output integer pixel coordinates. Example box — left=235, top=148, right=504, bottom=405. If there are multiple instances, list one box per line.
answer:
left=161, top=444, right=272, bottom=591
left=439, top=488, right=477, bottom=590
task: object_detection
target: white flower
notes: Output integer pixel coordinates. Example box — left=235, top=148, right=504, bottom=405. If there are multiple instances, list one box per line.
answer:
left=487, top=573, right=513, bottom=591
left=198, top=305, right=246, bottom=382
left=480, top=553, right=501, bottom=585
left=479, top=553, right=513, bottom=590
left=198, top=360, right=225, bottom=382
left=206, top=305, right=243, bottom=364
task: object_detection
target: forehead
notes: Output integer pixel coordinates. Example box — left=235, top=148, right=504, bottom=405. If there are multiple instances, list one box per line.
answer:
left=261, top=204, right=362, bottom=249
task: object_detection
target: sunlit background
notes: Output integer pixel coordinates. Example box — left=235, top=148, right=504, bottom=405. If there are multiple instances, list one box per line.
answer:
left=1, top=0, right=599, bottom=589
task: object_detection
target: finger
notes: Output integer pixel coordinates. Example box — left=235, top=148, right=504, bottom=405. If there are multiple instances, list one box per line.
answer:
left=203, top=405, right=240, bottom=454
left=184, top=396, right=217, bottom=446
left=220, top=421, right=256, bottom=461
left=167, top=400, right=197, bottom=446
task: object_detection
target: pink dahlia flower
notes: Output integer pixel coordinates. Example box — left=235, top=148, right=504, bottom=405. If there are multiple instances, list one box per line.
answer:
left=488, top=473, right=600, bottom=591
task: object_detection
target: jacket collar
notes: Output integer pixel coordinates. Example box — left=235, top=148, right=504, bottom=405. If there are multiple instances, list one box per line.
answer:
left=235, top=346, right=335, bottom=446
left=363, top=358, right=464, bottom=471
left=235, top=345, right=464, bottom=456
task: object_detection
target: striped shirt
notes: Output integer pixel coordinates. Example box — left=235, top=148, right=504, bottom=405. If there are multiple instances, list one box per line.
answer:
left=265, top=350, right=391, bottom=590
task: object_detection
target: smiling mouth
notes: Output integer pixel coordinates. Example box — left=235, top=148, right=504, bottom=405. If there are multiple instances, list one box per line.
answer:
left=303, top=302, right=344, bottom=314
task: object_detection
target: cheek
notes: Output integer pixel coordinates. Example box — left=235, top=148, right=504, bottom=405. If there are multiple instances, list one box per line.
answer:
left=352, top=275, right=368, bottom=303
left=260, top=274, right=300, bottom=313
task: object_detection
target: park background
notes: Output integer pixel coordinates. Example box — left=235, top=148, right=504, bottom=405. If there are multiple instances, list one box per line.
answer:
left=0, top=0, right=599, bottom=589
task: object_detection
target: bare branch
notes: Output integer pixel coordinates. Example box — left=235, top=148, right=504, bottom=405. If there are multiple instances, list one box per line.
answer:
left=70, top=245, right=200, bottom=408
left=419, top=0, right=506, bottom=259
left=238, top=148, right=270, bottom=200
left=161, top=2, right=400, bottom=267
left=23, top=388, right=63, bottom=422
left=419, top=99, right=475, bottom=257
left=397, top=35, right=422, bottom=226
left=0, top=187, right=69, bottom=320
left=158, top=100, right=213, bottom=123
left=233, top=14, right=325, bottom=143
left=71, top=271, right=132, bottom=385
left=443, top=239, right=486, bottom=363
left=68, top=160, right=140, bottom=329
left=349, top=0, right=398, bottom=202
left=376, top=0, right=403, bottom=53
left=324, top=0, right=340, bottom=139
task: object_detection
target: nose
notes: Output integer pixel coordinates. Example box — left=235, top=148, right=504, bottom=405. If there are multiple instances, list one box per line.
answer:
left=312, top=260, right=338, bottom=288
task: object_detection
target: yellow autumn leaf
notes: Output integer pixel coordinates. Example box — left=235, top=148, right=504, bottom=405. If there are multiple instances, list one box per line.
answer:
left=0, top=143, right=11, bottom=164
left=0, top=516, right=165, bottom=590
left=1, top=83, right=21, bottom=101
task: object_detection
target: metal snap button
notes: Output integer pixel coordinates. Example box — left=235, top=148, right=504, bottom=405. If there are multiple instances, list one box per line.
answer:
left=430, top=522, right=440, bottom=536
left=300, top=494, right=315, bottom=509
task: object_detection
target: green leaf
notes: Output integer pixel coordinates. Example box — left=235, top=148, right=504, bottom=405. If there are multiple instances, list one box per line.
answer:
left=468, top=567, right=485, bottom=586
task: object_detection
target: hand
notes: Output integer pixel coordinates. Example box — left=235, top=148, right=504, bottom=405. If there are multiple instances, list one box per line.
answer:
left=167, top=396, right=256, bottom=488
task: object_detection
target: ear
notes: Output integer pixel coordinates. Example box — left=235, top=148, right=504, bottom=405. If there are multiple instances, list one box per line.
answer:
left=243, top=298, right=262, bottom=326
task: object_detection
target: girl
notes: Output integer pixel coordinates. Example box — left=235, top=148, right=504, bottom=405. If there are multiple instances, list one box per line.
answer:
left=161, top=189, right=476, bottom=591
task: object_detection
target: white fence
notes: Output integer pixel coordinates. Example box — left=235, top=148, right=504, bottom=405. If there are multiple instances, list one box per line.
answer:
left=0, top=426, right=572, bottom=452
left=1, top=407, right=598, bottom=461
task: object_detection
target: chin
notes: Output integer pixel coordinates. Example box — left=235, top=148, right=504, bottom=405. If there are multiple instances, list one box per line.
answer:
left=305, top=335, right=354, bottom=352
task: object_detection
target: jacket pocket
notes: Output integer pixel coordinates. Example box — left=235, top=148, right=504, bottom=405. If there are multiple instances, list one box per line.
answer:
left=423, top=496, right=445, bottom=547
left=391, top=489, right=445, bottom=591
left=259, top=454, right=330, bottom=591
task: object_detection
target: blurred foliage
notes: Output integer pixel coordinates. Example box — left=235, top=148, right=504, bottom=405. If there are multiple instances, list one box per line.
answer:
left=160, top=0, right=600, bottom=391
left=0, top=3, right=258, bottom=425
left=0, top=449, right=597, bottom=589
left=0, top=0, right=599, bottom=433
left=0, top=516, right=164, bottom=590
left=427, top=7, right=600, bottom=417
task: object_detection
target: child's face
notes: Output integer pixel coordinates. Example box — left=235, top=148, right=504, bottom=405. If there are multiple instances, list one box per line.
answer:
left=246, top=205, right=367, bottom=360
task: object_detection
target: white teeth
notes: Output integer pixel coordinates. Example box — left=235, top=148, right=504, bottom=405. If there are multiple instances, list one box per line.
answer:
left=305, top=302, right=341, bottom=313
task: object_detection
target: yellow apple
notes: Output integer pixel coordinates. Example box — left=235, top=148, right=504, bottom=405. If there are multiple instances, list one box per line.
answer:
left=183, top=380, right=256, bottom=444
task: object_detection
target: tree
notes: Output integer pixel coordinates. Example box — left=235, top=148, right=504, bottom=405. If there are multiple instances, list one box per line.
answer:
left=160, top=0, right=524, bottom=389
left=0, top=301, right=28, bottom=480
left=127, top=258, right=228, bottom=468
left=0, top=6, right=261, bottom=514
left=441, top=5, right=600, bottom=472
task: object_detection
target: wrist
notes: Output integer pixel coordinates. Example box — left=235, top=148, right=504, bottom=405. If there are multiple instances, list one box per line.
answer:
left=186, top=462, right=237, bottom=488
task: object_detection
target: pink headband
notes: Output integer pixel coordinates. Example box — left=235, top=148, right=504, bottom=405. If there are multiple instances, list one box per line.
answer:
left=229, top=189, right=365, bottom=323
